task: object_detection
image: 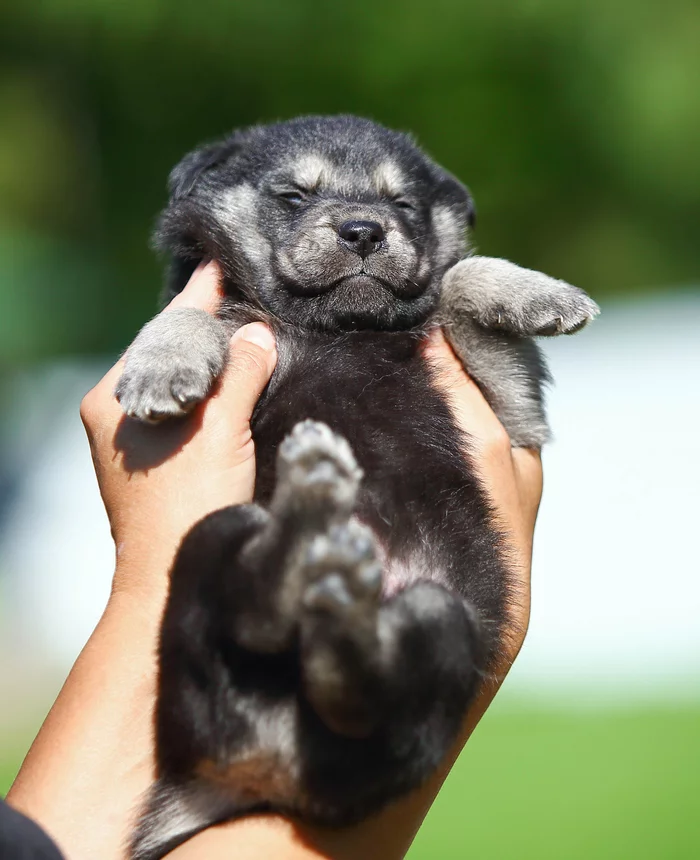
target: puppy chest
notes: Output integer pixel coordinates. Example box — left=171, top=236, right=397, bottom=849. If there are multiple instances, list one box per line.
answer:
left=252, top=337, right=471, bottom=533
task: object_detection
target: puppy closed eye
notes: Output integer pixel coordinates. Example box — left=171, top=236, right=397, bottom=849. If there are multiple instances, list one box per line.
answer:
left=392, top=197, right=415, bottom=212
left=278, top=190, right=307, bottom=206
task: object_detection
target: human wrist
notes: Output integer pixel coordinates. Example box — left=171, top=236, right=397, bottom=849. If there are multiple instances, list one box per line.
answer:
left=110, top=538, right=177, bottom=608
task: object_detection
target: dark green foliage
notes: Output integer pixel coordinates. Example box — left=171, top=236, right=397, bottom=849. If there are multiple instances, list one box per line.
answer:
left=1, top=1, right=698, bottom=361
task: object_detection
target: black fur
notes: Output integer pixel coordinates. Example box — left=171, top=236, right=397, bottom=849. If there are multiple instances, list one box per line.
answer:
left=131, top=330, right=506, bottom=859
left=126, top=116, right=592, bottom=859
left=155, top=115, right=473, bottom=332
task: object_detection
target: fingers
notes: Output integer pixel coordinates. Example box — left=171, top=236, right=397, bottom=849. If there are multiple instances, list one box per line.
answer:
left=423, top=328, right=510, bottom=451
left=81, top=262, right=225, bottom=431
left=166, top=260, right=223, bottom=313
left=208, top=323, right=278, bottom=426
left=511, top=447, right=543, bottom=531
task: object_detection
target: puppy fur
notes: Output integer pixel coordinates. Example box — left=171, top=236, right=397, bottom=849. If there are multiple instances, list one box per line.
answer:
left=117, top=116, right=599, bottom=860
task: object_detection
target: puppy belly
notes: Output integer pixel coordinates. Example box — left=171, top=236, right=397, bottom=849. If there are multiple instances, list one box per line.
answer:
left=369, top=537, right=447, bottom=598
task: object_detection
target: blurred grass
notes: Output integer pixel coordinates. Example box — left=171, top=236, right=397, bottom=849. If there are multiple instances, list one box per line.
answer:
left=0, top=730, right=33, bottom=798
left=410, top=703, right=700, bottom=859
left=2, top=703, right=699, bottom=857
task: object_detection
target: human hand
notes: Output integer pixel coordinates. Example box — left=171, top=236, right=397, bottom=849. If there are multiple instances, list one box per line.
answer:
left=79, top=261, right=277, bottom=608
left=7, top=262, right=278, bottom=860
left=424, top=327, right=542, bottom=665
left=9, top=296, right=541, bottom=860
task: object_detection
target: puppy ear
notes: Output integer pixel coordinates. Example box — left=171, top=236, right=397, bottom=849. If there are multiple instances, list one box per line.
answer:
left=465, top=192, right=476, bottom=230
left=168, top=136, right=242, bottom=200
left=435, top=168, right=476, bottom=230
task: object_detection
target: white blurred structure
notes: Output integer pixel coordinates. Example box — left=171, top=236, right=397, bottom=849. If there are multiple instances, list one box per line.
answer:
left=509, top=290, right=700, bottom=700
left=1, top=292, right=699, bottom=700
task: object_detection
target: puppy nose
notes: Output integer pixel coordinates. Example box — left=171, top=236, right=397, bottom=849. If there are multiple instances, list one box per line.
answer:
left=338, top=220, right=386, bottom=258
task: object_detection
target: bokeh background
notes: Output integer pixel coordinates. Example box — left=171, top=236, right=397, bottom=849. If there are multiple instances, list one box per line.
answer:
left=1, top=2, right=699, bottom=858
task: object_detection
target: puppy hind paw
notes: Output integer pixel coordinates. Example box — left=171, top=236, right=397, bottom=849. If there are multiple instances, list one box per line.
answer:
left=275, top=421, right=363, bottom=518
left=302, top=520, right=382, bottom=615
left=300, top=521, right=384, bottom=738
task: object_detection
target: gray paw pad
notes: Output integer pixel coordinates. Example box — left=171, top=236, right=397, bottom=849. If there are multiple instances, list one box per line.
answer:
left=115, top=366, right=213, bottom=422
left=276, top=421, right=363, bottom=514
left=483, top=292, right=600, bottom=337
left=303, top=520, right=382, bottom=614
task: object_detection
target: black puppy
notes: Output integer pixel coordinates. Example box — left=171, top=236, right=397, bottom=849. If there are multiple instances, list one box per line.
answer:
left=116, top=116, right=598, bottom=860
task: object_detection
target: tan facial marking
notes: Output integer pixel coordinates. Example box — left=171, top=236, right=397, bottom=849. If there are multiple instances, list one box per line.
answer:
left=373, top=161, right=405, bottom=197
left=215, top=183, right=272, bottom=264
left=291, top=154, right=333, bottom=190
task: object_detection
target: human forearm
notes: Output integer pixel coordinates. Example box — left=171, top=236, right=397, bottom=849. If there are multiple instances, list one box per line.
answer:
left=7, top=590, right=161, bottom=860
left=8, top=588, right=343, bottom=860
left=9, top=575, right=365, bottom=860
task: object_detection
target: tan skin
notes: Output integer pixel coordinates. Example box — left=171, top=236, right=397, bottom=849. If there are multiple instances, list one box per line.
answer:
left=7, top=263, right=542, bottom=860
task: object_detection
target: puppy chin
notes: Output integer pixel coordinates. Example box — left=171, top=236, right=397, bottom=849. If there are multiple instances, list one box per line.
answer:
left=336, top=273, right=427, bottom=299
left=326, top=277, right=399, bottom=326
left=305, top=281, right=434, bottom=331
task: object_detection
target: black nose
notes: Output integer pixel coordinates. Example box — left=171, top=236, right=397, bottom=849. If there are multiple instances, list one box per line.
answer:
left=338, top=220, right=386, bottom=258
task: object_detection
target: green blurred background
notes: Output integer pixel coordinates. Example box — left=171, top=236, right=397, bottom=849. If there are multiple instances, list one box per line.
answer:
left=2, top=702, right=699, bottom=859
left=2, top=0, right=699, bottom=365
left=1, top=1, right=699, bottom=857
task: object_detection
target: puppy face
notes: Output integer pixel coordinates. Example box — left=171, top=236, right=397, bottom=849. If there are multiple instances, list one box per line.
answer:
left=157, top=116, right=474, bottom=330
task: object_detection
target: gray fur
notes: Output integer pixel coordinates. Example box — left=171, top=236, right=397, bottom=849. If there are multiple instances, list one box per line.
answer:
left=116, top=117, right=600, bottom=858
left=439, top=256, right=600, bottom=447
left=115, top=307, right=229, bottom=422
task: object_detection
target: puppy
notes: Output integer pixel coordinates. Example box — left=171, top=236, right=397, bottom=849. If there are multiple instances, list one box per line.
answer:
left=116, top=116, right=598, bottom=860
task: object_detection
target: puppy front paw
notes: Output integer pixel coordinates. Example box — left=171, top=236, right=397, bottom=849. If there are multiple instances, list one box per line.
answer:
left=115, top=308, right=229, bottom=423
left=441, top=256, right=600, bottom=338
left=483, top=288, right=600, bottom=336
left=116, top=364, right=215, bottom=422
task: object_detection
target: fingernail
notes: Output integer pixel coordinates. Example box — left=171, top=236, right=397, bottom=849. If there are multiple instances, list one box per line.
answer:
left=232, top=322, right=276, bottom=352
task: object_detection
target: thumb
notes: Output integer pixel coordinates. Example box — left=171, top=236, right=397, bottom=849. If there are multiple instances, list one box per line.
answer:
left=212, top=323, right=278, bottom=422
left=167, top=260, right=223, bottom=314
